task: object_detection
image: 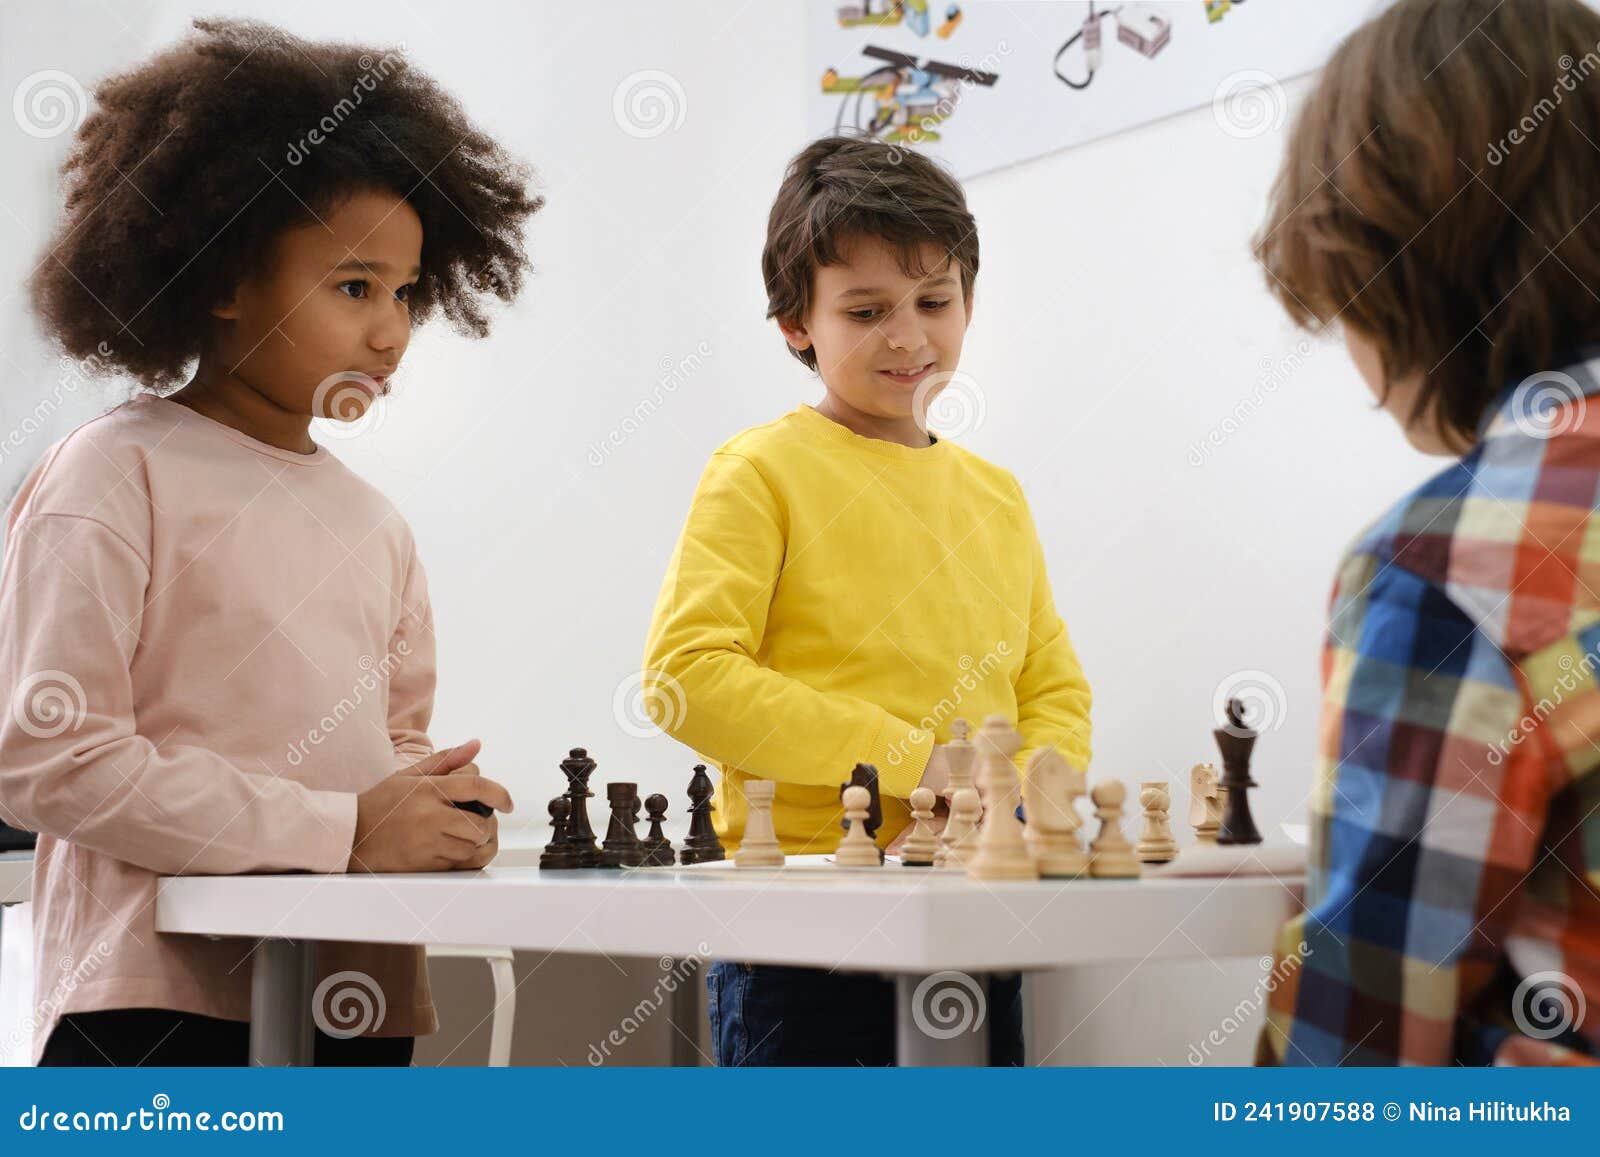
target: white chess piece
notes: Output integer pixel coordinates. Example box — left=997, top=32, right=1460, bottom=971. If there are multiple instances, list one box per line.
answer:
left=1136, top=780, right=1178, bottom=863
left=835, top=785, right=882, bottom=867
left=899, top=786, right=940, bottom=866
left=1188, top=762, right=1222, bottom=845
left=966, top=716, right=1039, bottom=882
left=1022, top=747, right=1088, bottom=878
left=735, top=779, right=784, bottom=868
left=1088, top=780, right=1140, bottom=878
left=939, top=788, right=982, bottom=870
left=944, top=718, right=977, bottom=798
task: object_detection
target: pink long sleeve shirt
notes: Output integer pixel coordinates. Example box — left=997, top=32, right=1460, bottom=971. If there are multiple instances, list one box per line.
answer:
left=0, top=394, right=438, bottom=1063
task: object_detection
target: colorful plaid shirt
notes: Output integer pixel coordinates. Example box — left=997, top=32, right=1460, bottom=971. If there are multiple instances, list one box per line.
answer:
left=1260, top=356, right=1600, bottom=1067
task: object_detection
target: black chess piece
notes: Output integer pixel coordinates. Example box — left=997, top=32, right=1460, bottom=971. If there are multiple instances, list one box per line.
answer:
left=558, top=747, right=603, bottom=867
left=453, top=800, right=493, bottom=818
left=840, top=762, right=885, bottom=863
left=600, top=782, right=646, bottom=868
left=539, top=797, right=578, bottom=870
left=679, top=763, right=726, bottom=865
left=639, top=793, right=676, bottom=867
left=1213, top=697, right=1263, bottom=845
left=0, top=820, right=36, bottom=852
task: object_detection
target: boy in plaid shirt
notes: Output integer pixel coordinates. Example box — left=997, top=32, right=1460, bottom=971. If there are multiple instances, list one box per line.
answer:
left=1253, top=0, right=1600, bottom=1065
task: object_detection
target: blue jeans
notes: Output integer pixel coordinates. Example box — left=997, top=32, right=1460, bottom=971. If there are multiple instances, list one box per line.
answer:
left=706, top=961, right=1023, bottom=1066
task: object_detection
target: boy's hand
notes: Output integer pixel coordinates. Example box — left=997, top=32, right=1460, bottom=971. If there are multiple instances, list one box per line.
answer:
left=918, top=744, right=951, bottom=798
left=348, top=740, right=514, bottom=873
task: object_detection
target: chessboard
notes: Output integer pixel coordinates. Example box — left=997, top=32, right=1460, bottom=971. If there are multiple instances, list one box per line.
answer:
left=534, top=706, right=1290, bottom=882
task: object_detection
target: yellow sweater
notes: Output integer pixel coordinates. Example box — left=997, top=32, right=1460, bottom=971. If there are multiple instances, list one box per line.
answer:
left=642, top=404, right=1092, bottom=853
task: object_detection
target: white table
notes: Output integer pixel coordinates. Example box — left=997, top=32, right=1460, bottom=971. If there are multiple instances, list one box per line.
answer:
left=157, top=860, right=1302, bottom=1066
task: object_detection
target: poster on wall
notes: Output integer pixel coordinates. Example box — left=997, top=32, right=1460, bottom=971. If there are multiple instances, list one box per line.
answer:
left=807, top=1, right=1375, bottom=178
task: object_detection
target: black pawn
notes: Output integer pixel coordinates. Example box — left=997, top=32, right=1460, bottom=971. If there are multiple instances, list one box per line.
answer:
left=539, top=797, right=578, bottom=870
left=1213, top=697, right=1263, bottom=845
left=840, top=762, right=885, bottom=863
left=559, top=747, right=603, bottom=868
left=639, top=793, right=675, bottom=867
left=600, top=782, right=646, bottom=868
left=679, top=763, right=725, bottom=865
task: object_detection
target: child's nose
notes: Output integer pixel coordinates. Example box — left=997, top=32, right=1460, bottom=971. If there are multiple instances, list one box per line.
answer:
left=880, top=310, right=924, bottom=352
left=369, top=302, right=409, bottom=354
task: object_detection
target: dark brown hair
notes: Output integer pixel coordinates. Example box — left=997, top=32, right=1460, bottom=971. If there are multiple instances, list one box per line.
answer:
left=1255, top=0, right=1600, bottom=441
left=30, top=18, right=543, bottom=389
left=762, top=135, right=978, bottom=371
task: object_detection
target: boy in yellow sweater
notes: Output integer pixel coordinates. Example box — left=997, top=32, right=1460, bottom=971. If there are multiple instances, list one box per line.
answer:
left=641, top=136, right=1092, bottom=1066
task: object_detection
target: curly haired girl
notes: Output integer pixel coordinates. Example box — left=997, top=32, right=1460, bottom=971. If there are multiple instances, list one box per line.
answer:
left=0, top=18, right=540, bottom=1066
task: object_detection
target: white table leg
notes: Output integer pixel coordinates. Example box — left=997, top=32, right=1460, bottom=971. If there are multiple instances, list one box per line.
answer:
left=249, top=938, right=315, bottom=1066
left=894, top=972, right=990, bottom=1066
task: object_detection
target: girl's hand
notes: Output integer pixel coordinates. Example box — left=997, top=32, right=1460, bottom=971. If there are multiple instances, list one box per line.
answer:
left=348, top=740, right=513, bottom=873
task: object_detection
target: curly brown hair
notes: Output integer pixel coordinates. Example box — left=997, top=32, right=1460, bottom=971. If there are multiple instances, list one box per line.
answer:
left=763, top=136, right=978, bottom=371
left=29, top=18, right=543, bottom=389
left=1254, top=0, right=1600, bottom=442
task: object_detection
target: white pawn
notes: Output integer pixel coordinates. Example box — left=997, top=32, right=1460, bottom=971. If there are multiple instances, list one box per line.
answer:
left=735, top=779, right=784, bottom=868
left=1089, top=780, right=1140, bottom=878
left=938, top=788, right=982, bottom=870
left=966, top=716, right=1039, bottom=882
left=835, top=785, right=881, bottom=867
left=899, top=786, right=941, bottom=866
left=1136, top=780, right=1178, bottom=864
left=1022, top=747, right=1088, bottom=878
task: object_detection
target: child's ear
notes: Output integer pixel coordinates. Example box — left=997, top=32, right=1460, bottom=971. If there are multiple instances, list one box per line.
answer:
left=777, top=316, right=813, bottom=353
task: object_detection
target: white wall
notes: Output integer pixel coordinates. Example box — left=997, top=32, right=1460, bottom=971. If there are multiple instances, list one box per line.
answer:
left=2, top=0, right=1444, bottom=1063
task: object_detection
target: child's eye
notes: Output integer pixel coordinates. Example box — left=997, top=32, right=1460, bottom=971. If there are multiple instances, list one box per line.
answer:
left=395, top=283, right=414, bottom=303
left=847, top=308, right=879, bottom=322
left=338, top=280, right=368, bottom=300
left=921, top=298, right=951, bottom=311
